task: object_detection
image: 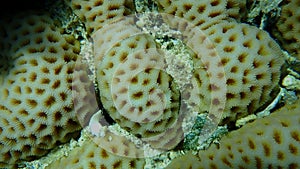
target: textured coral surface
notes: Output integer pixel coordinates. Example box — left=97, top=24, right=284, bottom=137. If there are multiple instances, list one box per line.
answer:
left=0, top=11, right=83, bottom=167
left=273, top=0, right=300, bottom=60
left=2, top=0, right=299, bottom=168
left=167, top=99, right=300, bottom=169
left=157, top=0, right=285, bottom=124
left=46, top=135, right=146, bottom=169
left=96, top=33, right=180, bottom=136
left=196, top=20, right=284, bottom=123
left=64, top=0, right=135, bottom=35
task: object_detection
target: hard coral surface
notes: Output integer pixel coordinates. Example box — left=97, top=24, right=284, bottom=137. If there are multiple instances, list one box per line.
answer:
left=46, top=136, right=146, bottom=169
left=167, top=99, right=300, bottom=169
left=157, top=0, right=285, bottom=124
left=273, top=0, right=300, bottom=60
left=0, top=11, right=84, bottom=167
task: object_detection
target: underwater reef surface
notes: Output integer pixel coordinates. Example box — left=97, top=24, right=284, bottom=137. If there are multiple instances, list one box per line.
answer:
left=0, top=0, right=299, bottom=169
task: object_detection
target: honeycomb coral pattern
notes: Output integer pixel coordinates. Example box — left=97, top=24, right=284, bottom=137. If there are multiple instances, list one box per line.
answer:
left=197, top=100, right=300, bottom=169
left=65, top=0, right=135, bottom=35
left=273, top=0, right=300, bottom=60
left=156, top=1, right=285, bottom=123
left=0, top=0, right=294, bottom=168
left=91, top=129, right=145, bottom=158
left=0, top=11, right=82, bottom=167
left=96, top=32, right=180, bottom=139
left=92, top=17, right=141, bottom=64
left=157, top=0, right=227, bottom=30
left=166, top=99, right=300, bottom=169
left=165, top=152, right=201, bottom=169
left=91, top=0, right=285, bottom=152
left=224, top=0, right=247, bottom=21
left=156, top=0, right=246, bottom=30
left=46, top=138, right=145, bottom=169
left=91, top=15, right=190, bottom=150
left=195, top=20, right=284, bottom=123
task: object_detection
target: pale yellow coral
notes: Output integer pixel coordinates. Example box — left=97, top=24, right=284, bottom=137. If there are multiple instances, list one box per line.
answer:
left=166, top=98, right=300, bottom=169
left=160, top=17, right=285, bottom=124
left=225, top=0, right=247, bottom=21
left=157, top=0, right=227, bottom=30
left=35, top=1, right=295, bottom=169
left=46, top=136, right=146, bottom=169
left=64, top=0, right=135, bottom=34
left=273, top=0, right=300, bottom=60
left=155, top=0, right=285, bottom=124
left=157, top=0, right=247, bottom=30
left=94, top=29, right=182, bottom=149
left=0, top=11, right=85, bottom=167
left=192, top=20, right=284, bottom=123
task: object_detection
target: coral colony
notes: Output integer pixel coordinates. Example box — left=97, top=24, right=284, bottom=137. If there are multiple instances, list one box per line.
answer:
left=0, top=0, right=299, bottom=169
